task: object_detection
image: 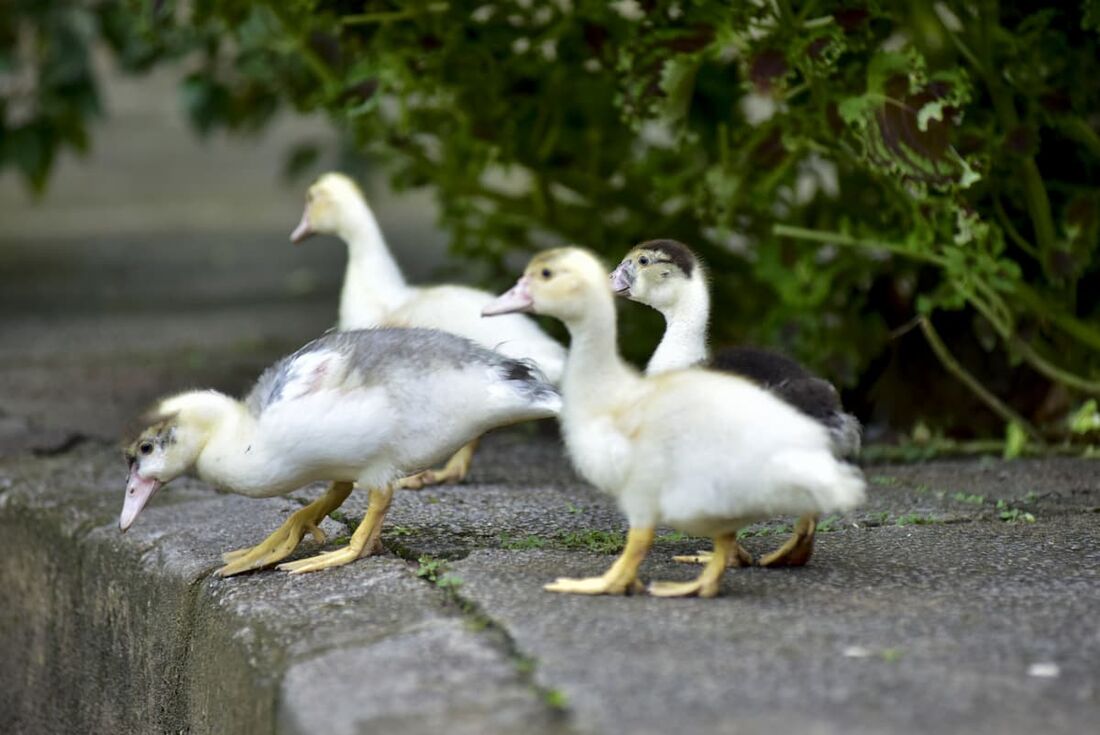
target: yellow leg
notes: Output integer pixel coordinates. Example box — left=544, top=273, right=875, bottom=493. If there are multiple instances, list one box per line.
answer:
left=397, top=439, right=480, bottom=490
left=277, top=485, right=394, bottom=574
left=757, top=514, right=818, bottom=568
left=672, top=540, right=754, bottom=568
left=649, top=533, right=735, bottom=598
left=544, top=527, right=654, bottom=595
left=217, top=482, right=354, bottom=577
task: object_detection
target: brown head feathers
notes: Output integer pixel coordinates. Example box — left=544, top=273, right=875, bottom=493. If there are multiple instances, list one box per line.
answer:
left=635, top=239, right=697, bottom=278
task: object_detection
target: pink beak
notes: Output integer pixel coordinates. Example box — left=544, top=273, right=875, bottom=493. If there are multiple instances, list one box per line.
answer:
left=290, top=206, right=313, bottom=244
left=119, top=467, right=162, bottom=532
left=482, top=276, right=534, bottom=316
left=610, top=261, right=634, bottom=295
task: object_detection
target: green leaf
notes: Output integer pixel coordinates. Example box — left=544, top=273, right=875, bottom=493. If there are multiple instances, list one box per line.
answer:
left=1003, top=422, right=1028, bottom=459
left=1068, top=400, right=1100, bottom=434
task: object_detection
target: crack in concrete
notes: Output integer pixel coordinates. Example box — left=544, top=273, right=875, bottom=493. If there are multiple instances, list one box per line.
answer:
left=393, top=550, right=580, bottom=733
left=441, top=582, right=578, bottom=733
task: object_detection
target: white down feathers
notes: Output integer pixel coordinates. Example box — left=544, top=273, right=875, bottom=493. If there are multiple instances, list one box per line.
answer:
left=562, top=369, right=865, bottom=535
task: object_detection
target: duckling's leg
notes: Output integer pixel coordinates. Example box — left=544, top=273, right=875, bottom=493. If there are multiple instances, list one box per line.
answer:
left=216, top=481, right=354, bottom=577
left=672, top=541, right=754, bottom=568
left=544, top=527, right=654, bottom=595
left=277, top=485, right=394, bottom=574
left=649, top=533, right=736, bottom=598
left=397, top=439, right=480, bottom=490
left=757, top=514, right=818, bottom=568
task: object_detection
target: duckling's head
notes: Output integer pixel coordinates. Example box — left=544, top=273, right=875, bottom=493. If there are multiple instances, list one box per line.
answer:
left=609, top=239, right=702, bottom=313
left=483, top=247, right=611, bottom=324
left=119, top=391, right=228, bottom=532
left=290, top=172, right=367, bottom=243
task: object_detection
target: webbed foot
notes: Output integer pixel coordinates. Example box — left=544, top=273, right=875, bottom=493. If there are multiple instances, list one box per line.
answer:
left=757, top=514, right=817, bottom=568
left=277, top=486, right=393, bottom=575
left=672, top=540, right=753, bottom=568
left=398, top=439, right=479, bottom=490
left=648, top=578, right=720, bottom=598
left=216, top=482, right=353, bottom=577
left=648, top=533, right=735, bottom=599
left=544, top=575, right=644, bottom=595
left=544, top=527, right=654, bottom=596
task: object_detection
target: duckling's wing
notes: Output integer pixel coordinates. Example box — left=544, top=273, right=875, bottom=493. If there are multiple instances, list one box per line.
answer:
left=770, top=377, right=842, bottom=421
left=244, top=333, right=356, bottom=415
left=710, top=346, right=814, bottom=385
left=245, top=328, right=559, bottom=418
left=771, top=378, right=861, bottom=458
left=711, top=350, right=861, bottom=458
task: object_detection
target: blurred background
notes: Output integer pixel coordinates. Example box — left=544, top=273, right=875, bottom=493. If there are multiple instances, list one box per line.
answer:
left=0, top=43, right=448, bottom=447
left=2, top=1, right=1099, bottom=456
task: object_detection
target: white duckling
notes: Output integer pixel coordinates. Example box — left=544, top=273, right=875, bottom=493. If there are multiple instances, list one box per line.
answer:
left=611, top=239, right=862, bottom=568
left=290, top=173, right=566, bottom=488
left=484, top=247, right=864, bottom=597
left=119, top=328, right=560, bottom=577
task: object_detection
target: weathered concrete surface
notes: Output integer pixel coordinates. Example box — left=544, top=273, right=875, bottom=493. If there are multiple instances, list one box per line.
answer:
left=450, top=516, right=1100, bottom=735
left=0, top=443, right=569, bottom=734
left=2, top=438, right=1098, bottom=734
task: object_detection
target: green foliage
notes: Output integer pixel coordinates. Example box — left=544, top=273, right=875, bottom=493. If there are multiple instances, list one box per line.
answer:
left=543, top=688, right=568, bottom=710
left=1068, top=399, right=1100, bottom=434
left=557, top=529, right=625, bottom=554
left=655, top=530, right=688, bottom=542
left=995, top=499, right=1036, bottom=523
left=498, top=532, right=546, bottom=550
left=895, top=512, right=939, bottom=526
left=1003, top=422, right=1028, bottom=459
left=415, top=554, right=445, bottom=581
left=4, top=1, right=1100, bottom=435
left=416, top=554, right=463, bottom=588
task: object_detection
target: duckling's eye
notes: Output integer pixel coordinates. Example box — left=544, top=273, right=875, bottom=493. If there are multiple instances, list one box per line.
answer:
left=541, top=268, right=553, bottom=279
left=638, top=256, right=650, bottom=266
left=139, top=441, right=154, bottom=456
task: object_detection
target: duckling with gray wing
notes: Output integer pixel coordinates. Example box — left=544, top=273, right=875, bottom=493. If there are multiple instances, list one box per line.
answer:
left=120, top=328, right=559, bottom=576
left=610, top=239, right=861, bottom=568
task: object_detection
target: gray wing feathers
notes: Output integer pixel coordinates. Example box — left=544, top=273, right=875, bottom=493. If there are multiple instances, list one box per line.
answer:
left=493, top=356, right=561, bottom=412
left=245, top=328, right=559, bottom=416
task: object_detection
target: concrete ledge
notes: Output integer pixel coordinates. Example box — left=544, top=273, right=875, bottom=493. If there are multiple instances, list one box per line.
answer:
left=0, top=442, right=567, bottom=734
left=2, top=438, right=1100, bottom=734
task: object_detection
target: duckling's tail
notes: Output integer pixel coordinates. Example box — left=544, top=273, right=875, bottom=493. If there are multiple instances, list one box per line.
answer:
left=825, top=411, right=862, bottom=460
left=767, top=449, right=866, bottom=514
left=498, top=358, right=562, bottom=416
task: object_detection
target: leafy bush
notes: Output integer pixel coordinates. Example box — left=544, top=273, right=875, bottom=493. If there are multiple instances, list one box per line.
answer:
left=3, top=1, right=1099, bottom=439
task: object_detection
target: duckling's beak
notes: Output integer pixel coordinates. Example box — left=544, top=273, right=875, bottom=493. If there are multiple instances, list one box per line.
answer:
left=483, top=277, right=533, bottom=316
left=290, top=206, right=313, bottom=244
left=610, top=261, right=634, bottom=295
left=119, top=468, right=162, bottom=532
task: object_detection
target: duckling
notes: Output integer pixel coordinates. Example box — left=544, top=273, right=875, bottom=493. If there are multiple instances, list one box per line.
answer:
left=611, top=239, right=862, bottom=568
left=483, top=248, right=864, bottom=597
left=291, top=172, right=566, bottom=488
left=119, top=328, right=559, bottom=577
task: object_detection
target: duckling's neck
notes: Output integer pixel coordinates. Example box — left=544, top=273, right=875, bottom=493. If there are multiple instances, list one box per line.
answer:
left=338, top=203, right=411, bottom=329
left=647, top=276, right=710, bottom=374
left=561, top=296, right=640, bottom=406
left=193, top=400, right=300, bottom=497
